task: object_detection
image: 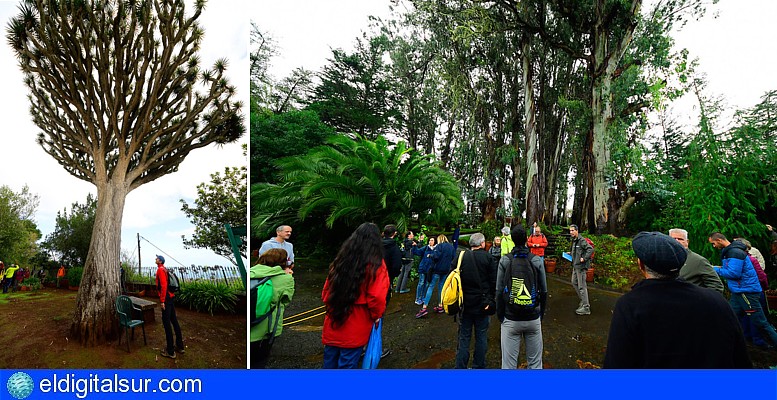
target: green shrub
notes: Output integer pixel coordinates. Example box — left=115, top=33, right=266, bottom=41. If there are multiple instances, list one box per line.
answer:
left=124, top=268, right=154, bottom=284
left=21, top=277, right=42, bottom=290
left=479, top=220, right=502, bottom=243
left=66, top=267, right=84, bottom=287
left=177, top=280, right=238, bottom=315
left=587, top=234, right=641, bottom=290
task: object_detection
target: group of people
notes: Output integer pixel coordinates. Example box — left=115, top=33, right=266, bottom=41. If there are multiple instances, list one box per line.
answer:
left=604, top=227, right=777, bottom=368
left=1, top=261, right=29, bottom=294
left=250, top=220, right=777, bottom=369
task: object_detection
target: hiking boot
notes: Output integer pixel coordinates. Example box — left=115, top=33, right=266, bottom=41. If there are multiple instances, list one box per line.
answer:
left=160, top=350, right=176, bottom=359
left=415, top=308, right=428, bottom=318
left=575, top=305, right=591, bottom=315
left=433, top=306, right=444, bottom=314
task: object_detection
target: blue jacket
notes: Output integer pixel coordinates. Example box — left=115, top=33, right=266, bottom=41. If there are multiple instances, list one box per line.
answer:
left=412, top=245, right=436, bottom=274
left=715, top=241, right=761, bottom=294
left=431, top=242, right=455, bottom=274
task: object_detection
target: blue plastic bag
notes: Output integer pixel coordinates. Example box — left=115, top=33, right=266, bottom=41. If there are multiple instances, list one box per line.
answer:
left=361, top=318, right=383, bottom=369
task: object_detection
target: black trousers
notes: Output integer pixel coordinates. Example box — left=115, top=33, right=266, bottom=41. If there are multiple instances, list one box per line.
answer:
left=250, top=339, right=273, bottom=369
left=161, top=297, right=184, bottom=354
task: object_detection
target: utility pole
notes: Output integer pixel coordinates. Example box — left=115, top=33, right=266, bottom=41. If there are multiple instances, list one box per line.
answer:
left=137, top=233, right=142, bottom=275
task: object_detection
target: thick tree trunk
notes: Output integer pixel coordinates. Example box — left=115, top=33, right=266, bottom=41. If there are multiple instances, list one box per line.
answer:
left=70, top=179, right=128, bottom=345
left=590, top=77, right=612, bottom=234
left=586, top=0, right=640, bottom=234
left=522, top=33, right=541, bottom=226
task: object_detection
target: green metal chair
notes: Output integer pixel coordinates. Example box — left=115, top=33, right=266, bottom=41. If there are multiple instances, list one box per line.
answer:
left=115, top=295, right=147, bottom=352
left=225, top=224, right=247, bottom=287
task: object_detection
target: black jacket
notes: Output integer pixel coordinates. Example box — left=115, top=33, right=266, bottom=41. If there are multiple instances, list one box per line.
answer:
left=383, top=237, right=403, bottom=280
left=459, top=249, right=497, bottom=315
left=604, top=278, right=751, bottom=369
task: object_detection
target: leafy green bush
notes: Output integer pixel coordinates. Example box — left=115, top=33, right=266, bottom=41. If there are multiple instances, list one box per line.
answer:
left=177, top=280, right=238, bottom=315
left=123, top=268, right=154, bottom=284
left=587, top=234, right=641, bottom=289
left=66, top=267, right=83, bottom=287
left=479, top=220, right=502, bottom=243
left=21, top=277, right=42, bottom=290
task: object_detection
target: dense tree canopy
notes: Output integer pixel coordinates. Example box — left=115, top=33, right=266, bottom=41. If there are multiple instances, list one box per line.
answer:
left=42, top=194, right=97, bottom=267
left=251, top=0, right=775, bottom=264
left=0, top=185, right=40, bottom=265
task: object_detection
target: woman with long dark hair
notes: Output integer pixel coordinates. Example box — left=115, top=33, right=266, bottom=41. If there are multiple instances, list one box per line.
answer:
left=321, top=222, right=389, bottom=368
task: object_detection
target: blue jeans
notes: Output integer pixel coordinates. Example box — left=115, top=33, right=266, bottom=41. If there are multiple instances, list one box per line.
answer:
left=455, top=313, right=490, bottom=369
left=730, top=292, right=777, bottom=347
left=323, top=345, right=362, bottom=369
left=423, top=273, right=448, bottom=306
left=415, top=273, right=429, bottom=303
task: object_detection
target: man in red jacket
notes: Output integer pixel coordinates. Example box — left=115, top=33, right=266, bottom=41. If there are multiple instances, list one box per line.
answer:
left=156, top=255, right=184, bottom=359
left=526, top=225, right=548, bottom=263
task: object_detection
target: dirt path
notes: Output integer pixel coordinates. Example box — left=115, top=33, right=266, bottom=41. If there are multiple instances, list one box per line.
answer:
left=0, top=288, right=245, bottom=368
left=268, top=260, right=777, bottom=369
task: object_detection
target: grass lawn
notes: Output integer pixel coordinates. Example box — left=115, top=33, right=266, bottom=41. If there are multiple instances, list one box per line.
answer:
left=0, top=287, right=245, bottom=368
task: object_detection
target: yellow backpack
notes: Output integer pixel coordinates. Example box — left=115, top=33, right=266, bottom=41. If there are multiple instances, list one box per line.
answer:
left=441, top=250, right=466, bottom=315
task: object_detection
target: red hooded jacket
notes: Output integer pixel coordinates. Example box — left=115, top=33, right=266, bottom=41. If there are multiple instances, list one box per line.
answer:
left=321, top=260, right=389, bottom=348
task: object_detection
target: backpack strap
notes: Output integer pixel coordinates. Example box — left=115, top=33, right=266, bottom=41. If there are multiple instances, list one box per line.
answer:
left=266, top=303, right=284, bottom=345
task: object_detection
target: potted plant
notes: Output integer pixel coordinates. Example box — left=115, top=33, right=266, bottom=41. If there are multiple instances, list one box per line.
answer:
left=586, top=267, right=595, bottom=282
left=544, top=257, right=557, bottom=274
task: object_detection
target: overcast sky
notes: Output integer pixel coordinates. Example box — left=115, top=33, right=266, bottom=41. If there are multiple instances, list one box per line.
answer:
left=251, top=0, right=776, bottom=131
left=0, top=0, right=249, bottom=270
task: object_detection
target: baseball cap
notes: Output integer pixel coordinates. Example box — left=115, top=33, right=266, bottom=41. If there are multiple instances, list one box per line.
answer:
left=156, top=255, right=165, bottom=264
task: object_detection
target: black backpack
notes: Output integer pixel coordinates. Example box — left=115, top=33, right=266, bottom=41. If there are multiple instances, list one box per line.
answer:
left=502, top=252, right=539, bottom=319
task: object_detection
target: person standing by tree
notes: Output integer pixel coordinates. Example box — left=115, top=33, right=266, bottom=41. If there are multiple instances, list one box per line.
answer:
left=497, top=225, right=547, bottom=369
left=526, top=225, right=548, bottom=264
left=569, top=225, right=594, bottom=315
left=668, top=228, right=723, bottom=294
left=321, top=223, right=388, bottom=369
left=259, top=225, right=295, bottom=269
left=56, top=265, right=66, bottom=288
left=709, top=232, right=777, bottom=348
left=156, top=255, right=184, bottom=359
